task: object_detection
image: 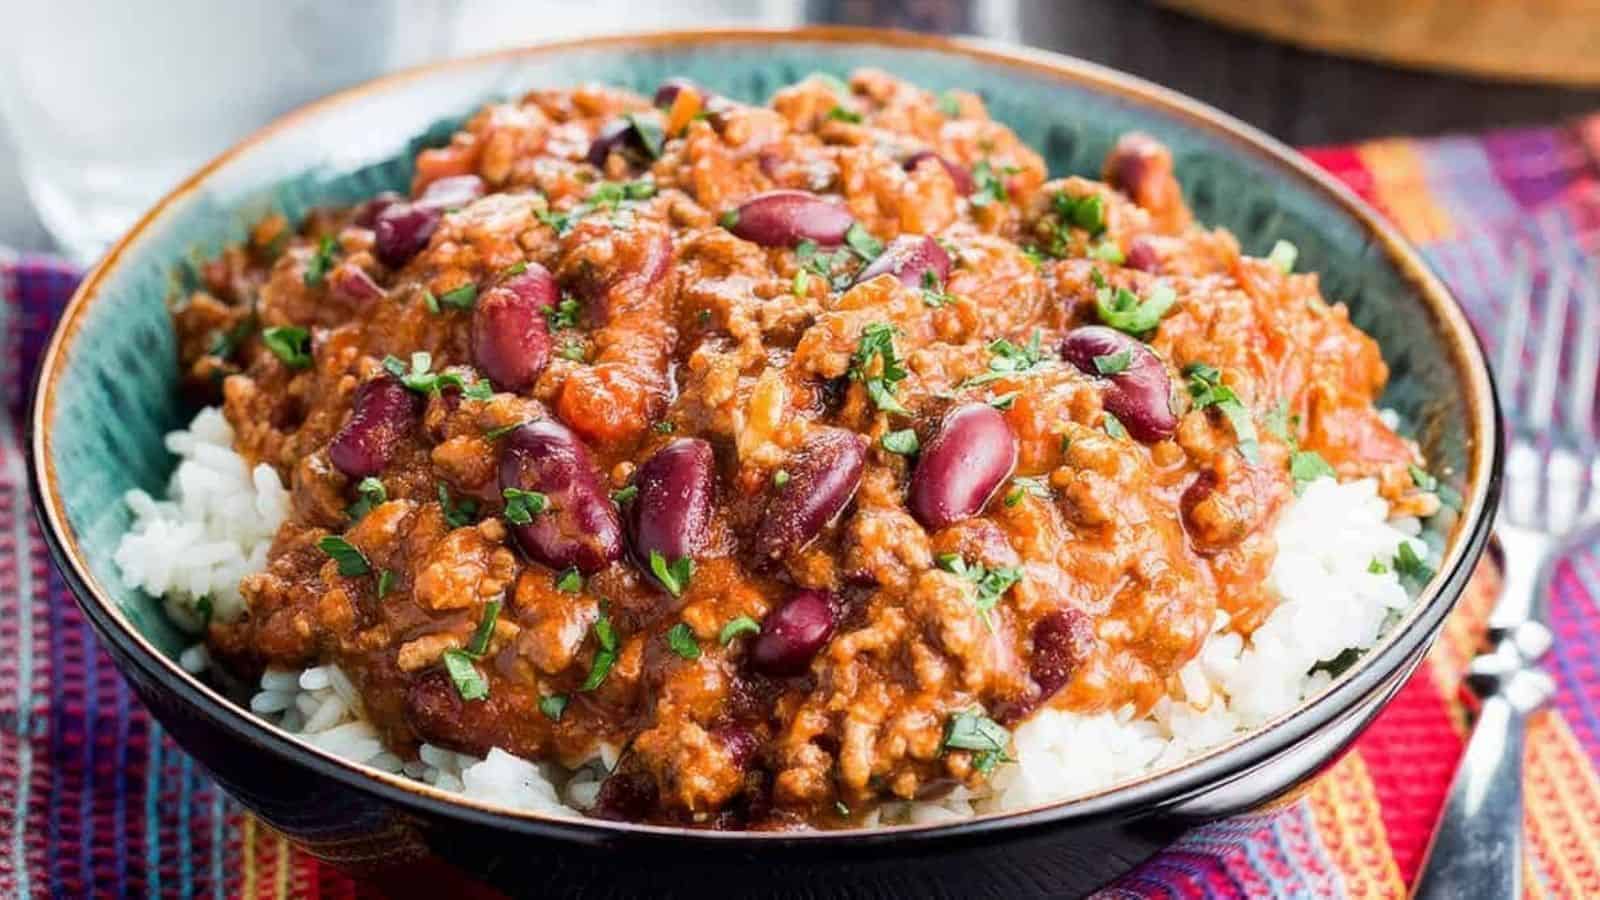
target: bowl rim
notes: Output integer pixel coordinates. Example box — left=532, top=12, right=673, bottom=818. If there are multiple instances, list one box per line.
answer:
left=27, top=25, right=1501, bottom=846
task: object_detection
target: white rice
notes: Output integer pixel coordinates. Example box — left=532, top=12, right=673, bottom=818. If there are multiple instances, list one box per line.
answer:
left=117, top=406, right=1431, bottom=823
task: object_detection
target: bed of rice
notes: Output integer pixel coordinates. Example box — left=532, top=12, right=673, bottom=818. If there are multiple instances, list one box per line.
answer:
left=115, top=408, right=1428, bottom=824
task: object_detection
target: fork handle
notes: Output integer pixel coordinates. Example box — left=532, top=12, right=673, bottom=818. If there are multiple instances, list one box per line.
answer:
left=1412, top=659, right=1554, bottom=899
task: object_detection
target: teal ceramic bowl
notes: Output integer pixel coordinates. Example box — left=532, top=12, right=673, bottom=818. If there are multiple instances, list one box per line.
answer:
left=28, top=27, right=1498, bottom=898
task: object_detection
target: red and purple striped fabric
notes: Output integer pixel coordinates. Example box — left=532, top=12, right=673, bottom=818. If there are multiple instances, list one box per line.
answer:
left=4, top=113, right=1600, bottom=897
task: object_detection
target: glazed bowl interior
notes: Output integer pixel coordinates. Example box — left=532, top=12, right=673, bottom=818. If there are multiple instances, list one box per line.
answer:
left=31, top=28, right=1496, bottom=837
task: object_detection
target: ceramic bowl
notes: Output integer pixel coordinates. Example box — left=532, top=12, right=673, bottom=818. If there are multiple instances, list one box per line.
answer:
left=27, top=27, right=1500, bottom=898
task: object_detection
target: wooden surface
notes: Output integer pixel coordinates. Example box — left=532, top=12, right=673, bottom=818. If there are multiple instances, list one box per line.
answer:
left=4, top=0, right=1600, bottom=253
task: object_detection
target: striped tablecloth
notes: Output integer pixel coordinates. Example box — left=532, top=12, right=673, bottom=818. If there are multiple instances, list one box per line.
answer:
left=4, top=114, right=1600, bottom=898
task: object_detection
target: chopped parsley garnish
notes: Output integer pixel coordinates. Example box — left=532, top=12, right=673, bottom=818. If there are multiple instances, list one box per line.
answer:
left=556, top=340, right=586, bottom=362
left=649, top=550, right=693, bottom=598
left=942, top=709, right=1013, bottom=775
left=1408, top=464, right=1438, bottom=492
left=969, top=160, right=1011, bottom=208
left=1290, top=450, right=1335, bottom=492
left=920, top=269, right=954, bottom=307
left=654, top=421, right=676, bottom=434
left=938, top=91, right=961, bottom=117
left=502, top=261, right=528, bottom=278
left=1053, top=191, right=1106, bottom=235
left=538, top=179, right=656, bottom=235
left=382, top=352, right=487, bottom=397
left=624, top=112, right=666, bottom=158
left=773, top=469, right=791, bottom=488
left=666, top=623, right=701, bottom=660
left=1264, top=399, right=1293, bottom=443
left=1004, top=476, right=1052, bottom=507
left=1088, top=240, right=1124, bottom=264
left=988, top=391, right=1019, bottom=411
left=1184, top=363, right=1260, bottom=464
left=848, top=322, right=910, bottom=415
left=347, top=477, right=386, bottom=520
left=421, top=289, right=440, bottom=314
left=881, top=428, right=920, bottom=455
left=302, top=236, right=338, bottom=287
left=206, top=316, right=257, bottom=359
left=377, top=569, right=394, bottom=598
left=1020, top=245, right=1046, bottom=267
left=1268, top=239, right=1298, bottom=274
left=437, top=283, right=477, bottom=310
left=1103, top=412, right=1128, bottom=440
left=611, top=484, right=639, bottom=505
left=844, top=223, right=883, bottom=261
left=545, top=297, right=582, bottom=330
left=937, top=553, right=1023, bottom=617
left=1368, top=558, right=1389, bottom=575
left=262, top=326, right=312, bottom=369
left=1092, top=349, right=1131, bottom=375
left=540, top=694, right=569, bottom=721
left=1394, top=541, right=1433, bottom=582
left=580, top=611, right=619, bottom=691
left=962, top=330, right=1047, bottom=387
left=718, top=209, right=740, bottom=228
left=442, top=650, right=488, bottom=701
left=427, top=485, right=473, bottom=529
left=317, top=535, right=370, bottom=577
left=1092, top=269, right=1178, bottom=335
left=501, top=487, right=549, bottom=525
left=467, top=600, right=502, bottom=656
left=485, top=420, right=528, bottom=441
left=719, top=616, right=760, bottom=645
left=792, top=269, right=810, bottom=297
left=556, top=568, right=583, bottom=594
left=826, top=105, right=863, bottom=124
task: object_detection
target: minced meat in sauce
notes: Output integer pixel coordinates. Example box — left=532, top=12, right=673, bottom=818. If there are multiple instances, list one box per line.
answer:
left=177, top=70, right=1435, bottom=828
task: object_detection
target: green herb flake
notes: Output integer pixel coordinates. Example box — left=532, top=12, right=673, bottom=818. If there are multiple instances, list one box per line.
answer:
left=1003, top=476, right=1052, bottom=508
left=502, top=261, right=528, bottom=278
left=625, top=112, right=666, bottom=159
left=942, top=709, right=1013, bottom=775
left=969, top=159, right=1009, bottom=208
left=920, top=269, right=954, bottom=307
left=988, top=391, right=1019, bottom=411
left=501, top=487, right=549, bottom=526
left=1103, top=412, right=1128, bottom=440
left=1290, top=450, right=1336, bottom=492
left=792, top=268, right=810, bottom=297
left=206, top=317, right=257, bottom=359
left=1088, top=240, right=1125, bottom=264
left=556, top=340, right=586, bottom=362
left=666, top=623, right=701, bottom=660
left=347, top=477, right=387, bottom=520
left=580, top=612, right=618, bottom=691
left=844, top=223, right=883, bottom=262
left=467, top=600, right=502, bottom=656
left=461, top=380, right=493, bottom=401
left=385, top=351, right=473, bottom=396
left=317, top=535, right=370, bottom=577
left=1052, top=191, right=1107, bottom=235
left=963, top=329, right=1047, bottom=387
left=1093, top=349, right=1132, bottom=376
left=422, top=289, right=440, bottom=314
left=1367, top=558, right=1389, bottom=575
left=438, top=283, right=478, bottom=310
left=649, top=550, right=694, bottom=598
left=1265, top=399, right=1293, bottom=443
left=881, top=428, right=920, bottom=455
left=718, top=209, right=740, bottom=229
left=654, top=420, right=676, bottom=434
left=556, top=568, right=583, bottom=594
left=1408, top=464, right=1439, bottom=492
left=1394, top=541, right=1433, bottom=583
left=773, top=469, right=791, bottom=488
left=1184, top=363, right=1260, bottom=464
left=1094, top=276, right=1178, bottom=335
left=826, top=105, right=863, bottom=124
left=719, top=615, right=760, bottom=645
left=262, top=326, right=312, bottom=369
left=545, top=297, right=582, bottom=331
left=540, top=694, right=569, bottom=721
left=937, top=554, right=1023, bottom=617
left=485, top=420, right=528, bottom=441
left=442, top=649, right=489, bottom=701
left=376, top=569, right=395, bottom=598
left=1268, top=239, right=1299, bottom=274
left=611, top=484, right=639, bottom=505
left=848, top=323, right=911, bottom=415
left=437, top=483, right=479, bottom=529
left=302, top=236, right=339, bottom=287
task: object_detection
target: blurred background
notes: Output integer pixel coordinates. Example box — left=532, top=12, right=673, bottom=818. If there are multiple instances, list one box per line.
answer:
left=4, top=0, right=1599, bottom=263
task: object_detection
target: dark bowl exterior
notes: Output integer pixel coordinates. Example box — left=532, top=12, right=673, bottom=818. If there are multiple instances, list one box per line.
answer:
left=25, top=26, right=1501, bottom=899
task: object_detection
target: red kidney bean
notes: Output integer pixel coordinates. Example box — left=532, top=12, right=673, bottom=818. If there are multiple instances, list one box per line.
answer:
left=852, top=234, right=950, bottom=288
left=753, top=428, right=866, bottom=558
left=903, top=150, right=975, bottom=195
left=724, top=190, right=854, bottom=248
left=415, top=174, right=486, bottom=211
left=1104, top=132, right=1182, bottom=217
left=626, top=438, right=716, bottom=579
left=653, top=78, right=704, bottom=109
left=908, top=403, right=1017, bottom=530
left=327, top=374, right=421, bottom=479
left=1059, top=326, right=1178, bottom=442
left=373, top=204, right=442, bottom=269
left=498, top=420, right=623, bottom=574
left=586, top=117, right=636, bottom=168
left=712, top=724, right=760, bottom=768
left=750, top=589, right=837, bottom=677
left=471, top=264, right=558, bottom=391
left=1030, top=608, right=1095, bottom=700
left=329, top=262, right=383, bottom=304
left=353, top=191, right=403, bottom=228
left=1125, top=237, right=1160, bottom=273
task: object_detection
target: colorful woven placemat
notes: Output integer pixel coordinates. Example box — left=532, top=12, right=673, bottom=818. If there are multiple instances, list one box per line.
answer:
left=4, top=114, right=1600, bottom=898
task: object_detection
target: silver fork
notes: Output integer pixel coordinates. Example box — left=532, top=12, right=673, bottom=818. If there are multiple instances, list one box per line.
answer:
left=1413, top=241, right=1600, bottom=898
